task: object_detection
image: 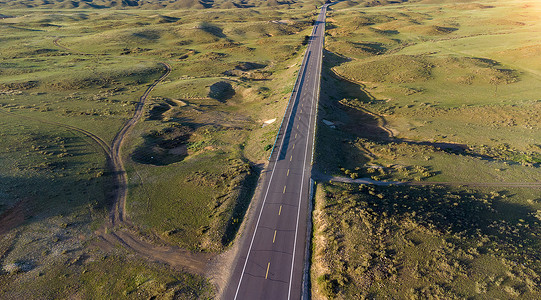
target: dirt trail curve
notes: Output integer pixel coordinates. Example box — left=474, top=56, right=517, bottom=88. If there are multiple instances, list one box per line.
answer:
left=54, top=37, right=92, bottom=56
left=50, top=38, right=172, bottom=228
left=3, top=38, right=211, bottom=274
left=313, top=171, right=541, bottom=188
left=0, top=109, right=111, bottom=157
left=408, top=181, right=541, bottom=188
left=109, top=61, right=171, bottom=226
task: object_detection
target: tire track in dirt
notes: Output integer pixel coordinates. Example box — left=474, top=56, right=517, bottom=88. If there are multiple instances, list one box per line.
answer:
left=30, top=38, right=211, bottom=274
left=0, top=109, right=111, bottom=157
left=53, top=37, right=89, bottom=55
left=108, top=61, right=171, bottom=226
left=407, top=181, right=541, bottom=188
left=315, top=171, right=541, bottom=188
left=101, top=60, right=210, bottom=275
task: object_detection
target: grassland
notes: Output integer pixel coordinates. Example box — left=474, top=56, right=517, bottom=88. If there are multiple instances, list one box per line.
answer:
left=0, top=1, right=318, bottom=297
left=0, top=0, right=303, bottom=10
left=312, top=182, right=541, bottom=299
left=312, top=0, right=541, bottom=298
left=316, top=0, right=541, bottom=182
left=0, top=244, right=213, bottom=299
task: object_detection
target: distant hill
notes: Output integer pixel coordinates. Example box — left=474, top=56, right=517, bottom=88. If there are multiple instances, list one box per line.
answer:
left=0, top=0, right=297, bottom=9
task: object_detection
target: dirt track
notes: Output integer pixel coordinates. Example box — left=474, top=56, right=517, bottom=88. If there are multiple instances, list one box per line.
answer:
left=316, top=172, right=541, bottom=188
left=408, top=181, right=541, bottom=188
left=97, top=58, right=212, bottom=274
left=0, top=38, right=212, bottom=274
left=108, top=61, right=171, bottom=226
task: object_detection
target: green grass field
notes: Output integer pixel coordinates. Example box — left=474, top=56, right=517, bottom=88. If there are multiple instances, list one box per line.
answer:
left=312, top=0, right=541, bottom=299
left=316, top=0, right=541, bottom=182
left=0, top=1, right=317, bottom=297
left=312, top=182, right=541, bottom=299
left=3, top=0, right=541, bottom=298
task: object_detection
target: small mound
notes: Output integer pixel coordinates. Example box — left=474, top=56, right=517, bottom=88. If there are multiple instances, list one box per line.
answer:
left=177, top=49, right=198, bottom=59
left=53, top=1, right=79, bottom=8
left=348, top=15, right=375, bottom=26
left=235, top=62, right=266, bottom=71
left=333, top=1, right=363, bottom=9
left=208, top=81, right=235, bottom=102
left=364, top=0, right=409, bottom=7
left=403, top=25, right=458, bottom=35
left=205, top=40, right=241, bottom=50
left=120, top=47, right=151, bottom=55
left=224, top=61, right=268, bottom=79
left=437, top=56, right=519, bottom=85
left=224, top=70, right=271, bottom=80
left=199, top=51, right=228, bottom=60
left=146, top=97, right=186, bottom=120
left=179, top=28, right=221, bottom=44
left=147, top=102, right=171, bottom=121
left=327, top=41, right=385, bottom=58
left=0, top=80, right=38, bottom=90
left=166, top=0, right=205, bottom=9
left=50, top=76, right=114, bottom=90
left=131, top=29, right=161, bottom=40
left=219, top=1, right=237, bottom=9
left=229, top=21, right=305, bottom=38
left=450, top=3, right=494, bottom=10
left=368, top=27, right=399, bottom=36
left=335, top=55, right=433, bottom=84
left=193, top=22, right=226, bottom=38
left=373, top=19, right=418, bottom=31
left=265, top=0, right=281, bottom=7
left=155, top=15, right=180, bottom=23
left=498, top=44, right=541, bottom=58
left=365, top=14, right=396, bottom=24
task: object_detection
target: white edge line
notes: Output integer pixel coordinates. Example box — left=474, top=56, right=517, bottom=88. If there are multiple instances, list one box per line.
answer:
left=233, top=154, right=277, bottom=299
left=311, top=9, right=325, bottom=166
left=288, top=8, right=325, bottom=299
left=233, top=20, right=313, bottom=300
left=235, top=5, right=326, bottom=299
left=268, top=42, right=308, bottom=160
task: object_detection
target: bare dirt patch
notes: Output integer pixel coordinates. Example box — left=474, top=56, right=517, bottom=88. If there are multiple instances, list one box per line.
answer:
left=0, top=200, right=29, bottom=236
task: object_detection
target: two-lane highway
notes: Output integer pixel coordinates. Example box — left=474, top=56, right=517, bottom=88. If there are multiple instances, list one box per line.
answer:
left=224, top=4, right=330, bottom=299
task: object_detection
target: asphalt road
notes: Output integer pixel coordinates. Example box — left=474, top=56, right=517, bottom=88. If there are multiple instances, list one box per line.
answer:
left=224, top=4, right=329, bottom=300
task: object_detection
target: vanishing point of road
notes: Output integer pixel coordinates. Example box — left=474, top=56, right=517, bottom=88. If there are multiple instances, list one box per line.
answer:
left=224, top=3, right=330, bottom=299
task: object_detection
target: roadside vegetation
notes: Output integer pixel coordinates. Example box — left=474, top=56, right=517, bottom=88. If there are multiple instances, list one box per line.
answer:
left=316, top=0, right=541, bottom=183
left=0, top=0, right=318, bottom=297
left=312, top=0, right=541, bottom=298
left=312, top=182, right=541, bottom=299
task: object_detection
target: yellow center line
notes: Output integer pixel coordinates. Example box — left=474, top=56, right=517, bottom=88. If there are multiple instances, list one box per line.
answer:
left=290, top=155, right=293, bottom=161
left=292, top=144, right=295, bottom=149
left=283, top=186, right=286, bottom=193
left=273, top=230, right=277, bottom=243
left=287, top=169, right=290, bottom=176
left=278, top=205, right=282, bottom=215
left=297, top=124, right=299, bottom=129
left=265, top=262, right=270, bottom=279
left=295, top=133, right=298, bottom=138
